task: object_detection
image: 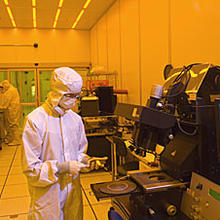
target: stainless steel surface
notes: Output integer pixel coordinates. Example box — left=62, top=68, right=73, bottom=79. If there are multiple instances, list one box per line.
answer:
left=106, top=136, right=118, bottom=181
left=144, top=181, right=187, bottom=193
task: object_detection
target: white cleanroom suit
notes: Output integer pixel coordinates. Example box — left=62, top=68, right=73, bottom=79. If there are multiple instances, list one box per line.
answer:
left=21, top=67, right=88, bottom=220
left=0, top=80, right=20, bottom=145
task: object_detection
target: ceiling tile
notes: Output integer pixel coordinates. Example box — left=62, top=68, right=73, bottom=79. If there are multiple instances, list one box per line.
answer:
left=0, top=0, right=116, bottom=30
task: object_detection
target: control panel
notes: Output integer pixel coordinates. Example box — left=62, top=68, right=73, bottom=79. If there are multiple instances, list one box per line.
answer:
left=181, top=172, right=220, bottom=220
left=82, top=115, right=117, bottom=136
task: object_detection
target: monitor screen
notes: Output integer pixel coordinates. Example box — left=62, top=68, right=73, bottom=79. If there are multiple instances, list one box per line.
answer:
left=95, top=86, right=116, bottom=115
left=215, top=99, right=220, bottom=163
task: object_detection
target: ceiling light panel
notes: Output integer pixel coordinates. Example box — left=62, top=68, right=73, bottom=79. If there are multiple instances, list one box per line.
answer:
left=32, top=0, right=36, bottom=7
left=10, top=0, right=32, bottom=28
left=72, top=0, right=92, bottom=29
left=83, top=0, right=91, bottom=9
left=57, top=0, right=83, bottom=29
left=0, top=1, right=11, bottom=27
left=72, top=9, right=85, bottom=28
left=3, top=0, right=16, bottom=27
left=53, top=0, right=65, bottom=28
left=37, top=0, right=58, bottom=28
left=77, top=0, right=116, bottom=29
left=32, top=0, right=37, bottom=28
left=0, top=0, right=117, bottom=30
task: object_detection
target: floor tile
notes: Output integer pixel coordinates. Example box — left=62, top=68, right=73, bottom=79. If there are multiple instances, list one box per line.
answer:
left=0, top=161, right=12, bottom=168
left=0, top=167, right=10, bottom=176
left=82, top=189, right=89, bottom=206
left=8, top=167, right=23, bottom=175
left=11, top=159, right=21, bottom=167
left=0, top=197, right=30, bottom=216
left=0, top=155, right=13, bottom=162
left=0, top=176, right=6, bottom=185
left=84, top=188, right=111, bottom=205
left=5, top=174, right=27, bottom=185
left=5, top=146, right=17, bottom=149
left=0, top=146, right=114, bottom=219
left=14, top=153, right=21, bottom=161
left=0, top=213, right=28, bottom=219
left=1, top=184, right=29, bottom=199
left=0, top=145, right=16, bottom=152
left=83, top=205, right=96, bottom=220
left=80, top=173, right=112, bottom=190
left=0, top=150, right=15, bottom=156
left=0, top=152, right=14, bottom=157
left=92, top=201, right=112, bottom=220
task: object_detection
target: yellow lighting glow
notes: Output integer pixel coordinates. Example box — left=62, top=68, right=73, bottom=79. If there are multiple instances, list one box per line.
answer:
left=72, top=9, right=84, bottom=29
left=199, top=67, right=209, bottom=75
left=3, top=0, right=9, bottom=6
left=6, top=7, right=13, bottom=19
left=33, top=20, right=36, bottom=28
left=6, top=7, right=16, bottom=27
left=32, top=0, right=36, bottom=7
left=53, top=8, right=61, bottom=28
left=3, top=1, right=16, bottom=28
left=32, top=0, right=37, bottom=29
left=53, top=0, right=64, bottom=28
left=83, top=0, right=91, bottom=9
left=33, top=7, right=36, bottom=20
left=33, top=7, right=36, bottom=28
left=58, top=0, right=64, bottom=8
left=189, top=70, right=198, bottom=78
left=53, top=21, right=57, bottom=29
left=11, top=19, right=16, bottom=27
left=55, top=8, right=61, bottom=21
left=72, top=0, right=92, bottom=29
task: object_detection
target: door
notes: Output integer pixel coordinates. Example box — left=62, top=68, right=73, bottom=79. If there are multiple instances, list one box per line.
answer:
left=9, top=69, right=37, bottom=127
left=0, top=66, right=90, bottom=128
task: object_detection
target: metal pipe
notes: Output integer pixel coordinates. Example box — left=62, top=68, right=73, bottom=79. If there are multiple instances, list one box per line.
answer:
left=0, top=43, right=38, bottom=48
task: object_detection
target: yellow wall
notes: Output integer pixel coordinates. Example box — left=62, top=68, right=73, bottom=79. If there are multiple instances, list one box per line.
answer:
left=90, top=0, right=169, bottom=105
left=90, top=0, right=220, bottom=105
left=0, top=29, right=90, bottom=65
left=171, top=0, right=220, bottom=66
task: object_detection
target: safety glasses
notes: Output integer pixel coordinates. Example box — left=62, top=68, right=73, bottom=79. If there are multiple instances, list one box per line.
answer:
left=64, top=92, right=81, bottom=98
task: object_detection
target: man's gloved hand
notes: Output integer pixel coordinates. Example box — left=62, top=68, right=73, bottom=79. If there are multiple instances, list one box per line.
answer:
left=88, top=157, right=108, bottom=170
left=80, top=156, right=108, bottom=173
left=57, top=161, right=87, bottom=176
left=80, top=154, right=90, bottom=167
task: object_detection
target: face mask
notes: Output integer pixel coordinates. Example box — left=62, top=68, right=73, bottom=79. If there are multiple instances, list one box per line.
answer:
left=59, top=96, right=76, bottom=109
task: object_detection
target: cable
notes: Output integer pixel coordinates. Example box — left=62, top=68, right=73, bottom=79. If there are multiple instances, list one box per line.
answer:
left=177, top=119, right=198, bottom=136
left=191, top=104, right=214, bottom=108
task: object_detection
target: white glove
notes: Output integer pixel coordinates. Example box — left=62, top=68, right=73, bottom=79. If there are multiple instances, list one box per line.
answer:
left=57, top=161, right=87, bottom=175
left=88, top=157, right=108, bottom=170
left=69, top=161, right=87, bottom=175
left=80, top=154, right=90, bottom=167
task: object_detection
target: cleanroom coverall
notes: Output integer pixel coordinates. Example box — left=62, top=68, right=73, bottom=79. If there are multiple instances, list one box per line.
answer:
left=22, top=67, right=88, bottom=220
left=0, top=80, right=20, bottom=144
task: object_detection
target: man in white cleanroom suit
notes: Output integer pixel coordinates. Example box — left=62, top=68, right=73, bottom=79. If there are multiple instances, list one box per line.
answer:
left=22, top=67, right=90, bottom=220
left=0, top=80, right=20, bottom=145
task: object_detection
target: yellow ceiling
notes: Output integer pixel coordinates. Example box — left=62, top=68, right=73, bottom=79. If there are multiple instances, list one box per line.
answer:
left=0, top=0, right=116, bottom=30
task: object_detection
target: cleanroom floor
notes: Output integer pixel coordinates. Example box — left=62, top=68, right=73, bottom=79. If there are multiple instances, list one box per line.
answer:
left=0, top=144, right=112, bottom=220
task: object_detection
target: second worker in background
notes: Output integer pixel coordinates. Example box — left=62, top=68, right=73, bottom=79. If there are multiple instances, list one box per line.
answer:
left=0, top=80, right=21, bottom=146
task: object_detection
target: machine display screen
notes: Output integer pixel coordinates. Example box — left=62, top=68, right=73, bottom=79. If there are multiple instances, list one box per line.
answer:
left=209, top=189, right=220, bottom=201
left=215, top=100, right=220, bottom=163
